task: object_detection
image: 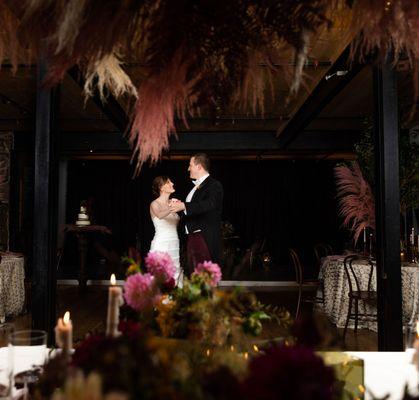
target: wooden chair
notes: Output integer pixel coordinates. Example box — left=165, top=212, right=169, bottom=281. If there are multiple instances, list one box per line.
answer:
left=313, top=243, right=333, bottom=268
left=312, top=243, right=333, bottom=303
left=289, top=248, right=321, bottom=320
left=342, top=255, right=377, bottom=341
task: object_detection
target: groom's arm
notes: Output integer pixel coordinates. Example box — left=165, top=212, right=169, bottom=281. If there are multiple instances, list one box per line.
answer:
left=184, top=181, right=223, bottom=216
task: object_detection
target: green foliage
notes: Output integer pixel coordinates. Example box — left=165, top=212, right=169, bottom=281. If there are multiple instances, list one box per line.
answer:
left=354, top=117, right=419, bottom=212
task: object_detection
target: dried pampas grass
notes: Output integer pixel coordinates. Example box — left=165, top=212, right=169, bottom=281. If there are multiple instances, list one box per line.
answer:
left=84, top=53, right=137, bottom=101
left=0, top=1, right=25, bottom=71
left=128, top=52, right=197, bottom=173
left=335, top=162, right=375, bottom=244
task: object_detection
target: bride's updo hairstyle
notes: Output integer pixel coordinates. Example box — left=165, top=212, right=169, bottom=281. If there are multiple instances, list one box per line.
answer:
left=152, top=176, right=169, bottom=197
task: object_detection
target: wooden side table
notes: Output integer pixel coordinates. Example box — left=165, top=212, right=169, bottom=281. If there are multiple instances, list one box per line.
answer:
left=63, top=225, right=112, bottom=291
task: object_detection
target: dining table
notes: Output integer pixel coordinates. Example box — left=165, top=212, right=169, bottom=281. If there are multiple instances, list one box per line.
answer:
left=0, top=252, right=25, bottom=323
left=0, top=346, right=417, bottom=399
left=319, top=255, right=419, bottom=331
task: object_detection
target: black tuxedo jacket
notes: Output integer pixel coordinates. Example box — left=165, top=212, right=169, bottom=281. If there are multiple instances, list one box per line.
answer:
left=184, top=176, right=223, bottom=263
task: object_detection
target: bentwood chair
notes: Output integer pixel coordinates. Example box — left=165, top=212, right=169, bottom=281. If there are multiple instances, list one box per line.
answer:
left=342, top=255, right=377, bottom=341
left=313, top=243, right=333, bottom=303
left=289, top=248, right=321, bottom=320
left=313, top=243, right=333, bottom=268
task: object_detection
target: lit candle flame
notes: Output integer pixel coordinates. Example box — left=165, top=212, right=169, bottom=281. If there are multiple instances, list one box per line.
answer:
left=63, top=311, right=70, bottom=325
left=243, top=352, right=249, bottom=360
left=110, top=274, right=116, bottom=285
left=206, top=349, right=210, bottom=357
left=253, top=345, right=259, bottom=352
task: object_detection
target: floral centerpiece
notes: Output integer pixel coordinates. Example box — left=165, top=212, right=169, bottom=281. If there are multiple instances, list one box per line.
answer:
left=33, top=328, right=339, bottom=400
left=122, top=251, right=289, bottom=347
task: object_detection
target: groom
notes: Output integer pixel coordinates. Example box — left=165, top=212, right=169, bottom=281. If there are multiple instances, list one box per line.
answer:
left=169, top=153, right=223, bottom=274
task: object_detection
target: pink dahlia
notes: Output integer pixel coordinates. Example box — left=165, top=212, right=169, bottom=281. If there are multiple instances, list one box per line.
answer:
left=194, top=261, right=222, bottom=286
left=145, top=251, right=176, bottom=285
left=123, top=272, right=160, bottom=312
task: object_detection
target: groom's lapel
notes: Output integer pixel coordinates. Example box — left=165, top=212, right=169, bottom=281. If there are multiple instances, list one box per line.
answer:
left=197, top=176, right=211, bottom=192
left=190, top=176, right=211, bottom=201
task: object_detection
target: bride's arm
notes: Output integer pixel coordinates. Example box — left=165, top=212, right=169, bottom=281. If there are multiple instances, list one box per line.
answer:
left=150, top=201, right=171, bottom=219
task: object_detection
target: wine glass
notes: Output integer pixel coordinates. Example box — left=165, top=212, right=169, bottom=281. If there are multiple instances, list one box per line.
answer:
left=0, top=323, right=14, bottom=399
left=10, top=330, right=47, bottom=399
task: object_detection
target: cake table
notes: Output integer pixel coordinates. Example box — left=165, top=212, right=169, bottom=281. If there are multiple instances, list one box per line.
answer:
left=63, top=225, right=112, bottom=290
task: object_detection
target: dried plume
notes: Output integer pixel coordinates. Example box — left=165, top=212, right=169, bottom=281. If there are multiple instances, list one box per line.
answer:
left=83, top=52, right=137, bottom=101
left=128, top=51, right=197, bottom=173
left=335, top=162, right=375, bottom=244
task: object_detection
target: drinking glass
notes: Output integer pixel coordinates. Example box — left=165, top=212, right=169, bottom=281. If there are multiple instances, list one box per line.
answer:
left=0, top=323, right=14, bottom=399
left=405, top=322, right=418, bottom=351
left=10, top=330, right=47, bottom=397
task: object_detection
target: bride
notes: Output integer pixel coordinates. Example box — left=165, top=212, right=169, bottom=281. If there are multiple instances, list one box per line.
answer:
left=149, top=176, right=183, bottom=286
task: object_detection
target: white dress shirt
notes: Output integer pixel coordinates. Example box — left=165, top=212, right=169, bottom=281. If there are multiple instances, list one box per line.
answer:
left=185, top=174, right=209, bottom=233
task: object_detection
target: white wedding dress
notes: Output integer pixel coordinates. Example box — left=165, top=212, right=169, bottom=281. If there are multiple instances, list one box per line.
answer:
left=150, top=212, right=183, bottom=286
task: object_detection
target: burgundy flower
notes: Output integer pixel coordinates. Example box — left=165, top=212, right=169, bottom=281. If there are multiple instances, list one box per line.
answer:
left=242, top=345, right=336, bottom=400
left=118, top=320, right=142, bottom=338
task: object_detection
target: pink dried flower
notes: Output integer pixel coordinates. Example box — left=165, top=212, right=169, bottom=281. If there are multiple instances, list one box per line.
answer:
left=145, top=251, right=176, bottom=287
left=123, top=273, right=160, bottom=312
left=335, top=163, right=375, bottom=244
left=194, top=261, right=222, bottom=286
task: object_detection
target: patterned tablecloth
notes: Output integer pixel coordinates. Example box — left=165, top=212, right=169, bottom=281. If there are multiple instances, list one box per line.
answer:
left=319, top=255, right=419, bottom=331
left=0, top=253, right=25, bottom=323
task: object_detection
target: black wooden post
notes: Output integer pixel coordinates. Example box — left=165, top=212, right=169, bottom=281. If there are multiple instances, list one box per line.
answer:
left=32, top=57, right=59, bottom=343
left=373, top=60, right=403, bottom=351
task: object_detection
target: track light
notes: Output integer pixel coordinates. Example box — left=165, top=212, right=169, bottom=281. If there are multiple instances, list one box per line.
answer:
left=325, top=70, right=348, bottom=81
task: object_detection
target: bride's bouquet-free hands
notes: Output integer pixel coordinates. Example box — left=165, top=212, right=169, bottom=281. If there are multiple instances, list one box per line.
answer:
left=169, top=198, right=185, bottom=212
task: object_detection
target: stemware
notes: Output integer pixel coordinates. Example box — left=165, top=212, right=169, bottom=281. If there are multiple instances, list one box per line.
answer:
left=0, top=323, right=14, bottom=399
left=10, top=330, right=47, bottom=398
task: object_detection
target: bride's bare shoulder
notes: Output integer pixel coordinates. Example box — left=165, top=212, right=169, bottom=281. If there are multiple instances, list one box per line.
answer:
left=150, top=200, right=159, bottom=215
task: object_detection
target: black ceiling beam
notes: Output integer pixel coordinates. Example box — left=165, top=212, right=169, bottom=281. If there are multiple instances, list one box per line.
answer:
left=43, top=130, right=357, bottom=153
left=67, top=66, right=129, bottom=133
left=278, top=46, right=364, bottom=149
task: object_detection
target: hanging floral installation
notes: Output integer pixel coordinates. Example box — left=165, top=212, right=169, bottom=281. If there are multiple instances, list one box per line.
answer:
left=334, top=162, right=375, bottom=244
left=0, top=1, right=418, bottom=169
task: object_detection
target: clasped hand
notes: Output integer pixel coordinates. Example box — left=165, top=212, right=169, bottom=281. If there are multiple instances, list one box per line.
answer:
left=169, top=198, right=185, bottom=212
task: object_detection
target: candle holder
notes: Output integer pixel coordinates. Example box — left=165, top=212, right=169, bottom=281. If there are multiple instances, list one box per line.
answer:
left=320, top=352, right=364, bottom=399
left=368, top=233, right=374, bottom=260
left=412, top=321, right=419, bottom=371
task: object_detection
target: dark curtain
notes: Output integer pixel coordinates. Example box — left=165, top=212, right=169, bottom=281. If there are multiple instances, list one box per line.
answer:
left=62, top=158, right=347, bottom=279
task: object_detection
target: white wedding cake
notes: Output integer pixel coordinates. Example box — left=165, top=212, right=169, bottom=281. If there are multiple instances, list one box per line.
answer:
left=75, top=205, right=91, bottom=226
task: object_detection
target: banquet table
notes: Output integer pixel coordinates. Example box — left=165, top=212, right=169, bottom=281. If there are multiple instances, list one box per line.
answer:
left=0, top=347, right=417, bottom=400
left=0, top=253, right=25, bottom=323
left=320, top=255, right=419, bottom=331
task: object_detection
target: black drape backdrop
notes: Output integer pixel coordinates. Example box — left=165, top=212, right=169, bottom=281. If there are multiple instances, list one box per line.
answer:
left=63, top=159, right=348, bottom=278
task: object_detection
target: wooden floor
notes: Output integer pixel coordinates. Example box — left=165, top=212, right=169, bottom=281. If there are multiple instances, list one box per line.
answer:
left=9, top=285, right=377, bottom=351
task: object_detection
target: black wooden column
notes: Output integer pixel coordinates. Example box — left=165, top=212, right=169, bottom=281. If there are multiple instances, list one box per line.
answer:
left=373, top=60, right=403, bottom=351
left=32, top=57, right=60, bottom=342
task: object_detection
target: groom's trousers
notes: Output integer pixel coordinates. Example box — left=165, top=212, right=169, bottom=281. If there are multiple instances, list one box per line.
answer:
left=186, top=232, right=211, bottom=275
